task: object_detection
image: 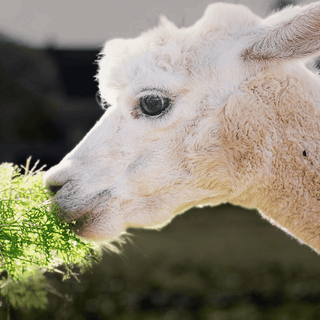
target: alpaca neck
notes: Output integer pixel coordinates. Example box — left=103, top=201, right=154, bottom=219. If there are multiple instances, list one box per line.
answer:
left=231, top=174, right=320, bottom=253
left=221, top=67, right=320, bottom=252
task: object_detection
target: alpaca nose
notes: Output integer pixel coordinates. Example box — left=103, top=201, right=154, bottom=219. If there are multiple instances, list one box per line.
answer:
left=46, top=183, right=63, bottom=195
left=43, top=163, right=71, bottom=196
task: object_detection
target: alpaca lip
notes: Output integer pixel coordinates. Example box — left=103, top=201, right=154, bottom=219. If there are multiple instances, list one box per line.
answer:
left=54, top=204, right=100, bottom=237
left=70, top=210, right=97, bottom=236
left=54, top=189, right=109, bottom=239
left=54, top=188, right=112, bottom=223
left=55, top=200, right=98, bottom=225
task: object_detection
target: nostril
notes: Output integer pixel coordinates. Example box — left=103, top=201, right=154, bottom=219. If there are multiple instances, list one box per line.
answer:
left=47, top=184, right=63, bottom=195
left=43, top=164, right=71, bottom=195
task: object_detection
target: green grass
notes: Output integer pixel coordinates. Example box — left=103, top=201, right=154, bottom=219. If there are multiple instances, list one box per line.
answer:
left=0, top=160, right=101, bottom=311
left=0, top=160, right=101, bottom=281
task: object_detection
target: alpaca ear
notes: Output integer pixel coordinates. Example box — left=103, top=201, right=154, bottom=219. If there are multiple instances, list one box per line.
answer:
left=243, top=3, right=320, bottom=62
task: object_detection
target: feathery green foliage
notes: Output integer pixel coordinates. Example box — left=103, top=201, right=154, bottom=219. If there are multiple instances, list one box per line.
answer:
left=0, top=160, right=101, bottom=309
left=1, top=269, right=48, bottom=310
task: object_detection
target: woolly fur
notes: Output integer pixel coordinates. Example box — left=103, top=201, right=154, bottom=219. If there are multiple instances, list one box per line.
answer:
left=45, top=2, right=320, bottom=253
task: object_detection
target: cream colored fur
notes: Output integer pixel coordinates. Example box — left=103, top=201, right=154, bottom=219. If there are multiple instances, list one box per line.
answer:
left=44, top=2, right=320, bottom=253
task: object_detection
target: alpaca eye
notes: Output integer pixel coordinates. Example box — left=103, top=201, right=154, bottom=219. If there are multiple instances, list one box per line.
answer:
left=140, top=95, right=170, bottom=116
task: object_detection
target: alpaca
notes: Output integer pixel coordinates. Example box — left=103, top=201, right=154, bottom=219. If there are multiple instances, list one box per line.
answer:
left=44, top=2, right=320, bottom=253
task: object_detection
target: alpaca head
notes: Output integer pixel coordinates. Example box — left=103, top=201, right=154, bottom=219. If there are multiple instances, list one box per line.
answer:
left=44, top=2, right=320, bottom=241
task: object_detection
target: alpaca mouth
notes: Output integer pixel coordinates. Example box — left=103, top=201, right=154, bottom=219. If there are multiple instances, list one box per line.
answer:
left=54, top=188, right=112, bottom=223
left=70, top=210, right=98, bottom=237
left=55, top=197, right=102, bottom=228
left=52, top=204, right=102, bottom=239
left=51, top=191, right=111, bottom=239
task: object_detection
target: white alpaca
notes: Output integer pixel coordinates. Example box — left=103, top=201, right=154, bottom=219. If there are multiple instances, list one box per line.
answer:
left=44, top=2, right=320, bottom=253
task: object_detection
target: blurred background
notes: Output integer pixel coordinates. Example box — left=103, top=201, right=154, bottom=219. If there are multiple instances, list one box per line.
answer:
left=2, top=0, right=320, bottom=319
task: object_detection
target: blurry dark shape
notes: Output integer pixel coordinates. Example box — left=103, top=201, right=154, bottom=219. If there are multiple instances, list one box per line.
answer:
left=0, top=270, right=8, bottom=280
left=0, top=34, right=103, bottom=170
left=0, top=61, right=63, bottom=141
left=48, top=48, right=100, bottom=97
left=272, top=0, right=297, bottom=11
left=0, top=33, right=64, bottom=101
left=0, top=57, right=67, bottom=169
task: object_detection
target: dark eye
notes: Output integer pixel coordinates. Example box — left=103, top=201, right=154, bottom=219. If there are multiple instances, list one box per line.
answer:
left=140, top=95, right=170, bottom=116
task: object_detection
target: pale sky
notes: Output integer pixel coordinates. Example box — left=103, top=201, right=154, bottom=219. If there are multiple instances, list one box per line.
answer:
left=0, top=0, right=307, bottom=48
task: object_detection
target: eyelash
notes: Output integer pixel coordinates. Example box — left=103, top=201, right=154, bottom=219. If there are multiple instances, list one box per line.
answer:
left=136, top=90, right=168, bottom=101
